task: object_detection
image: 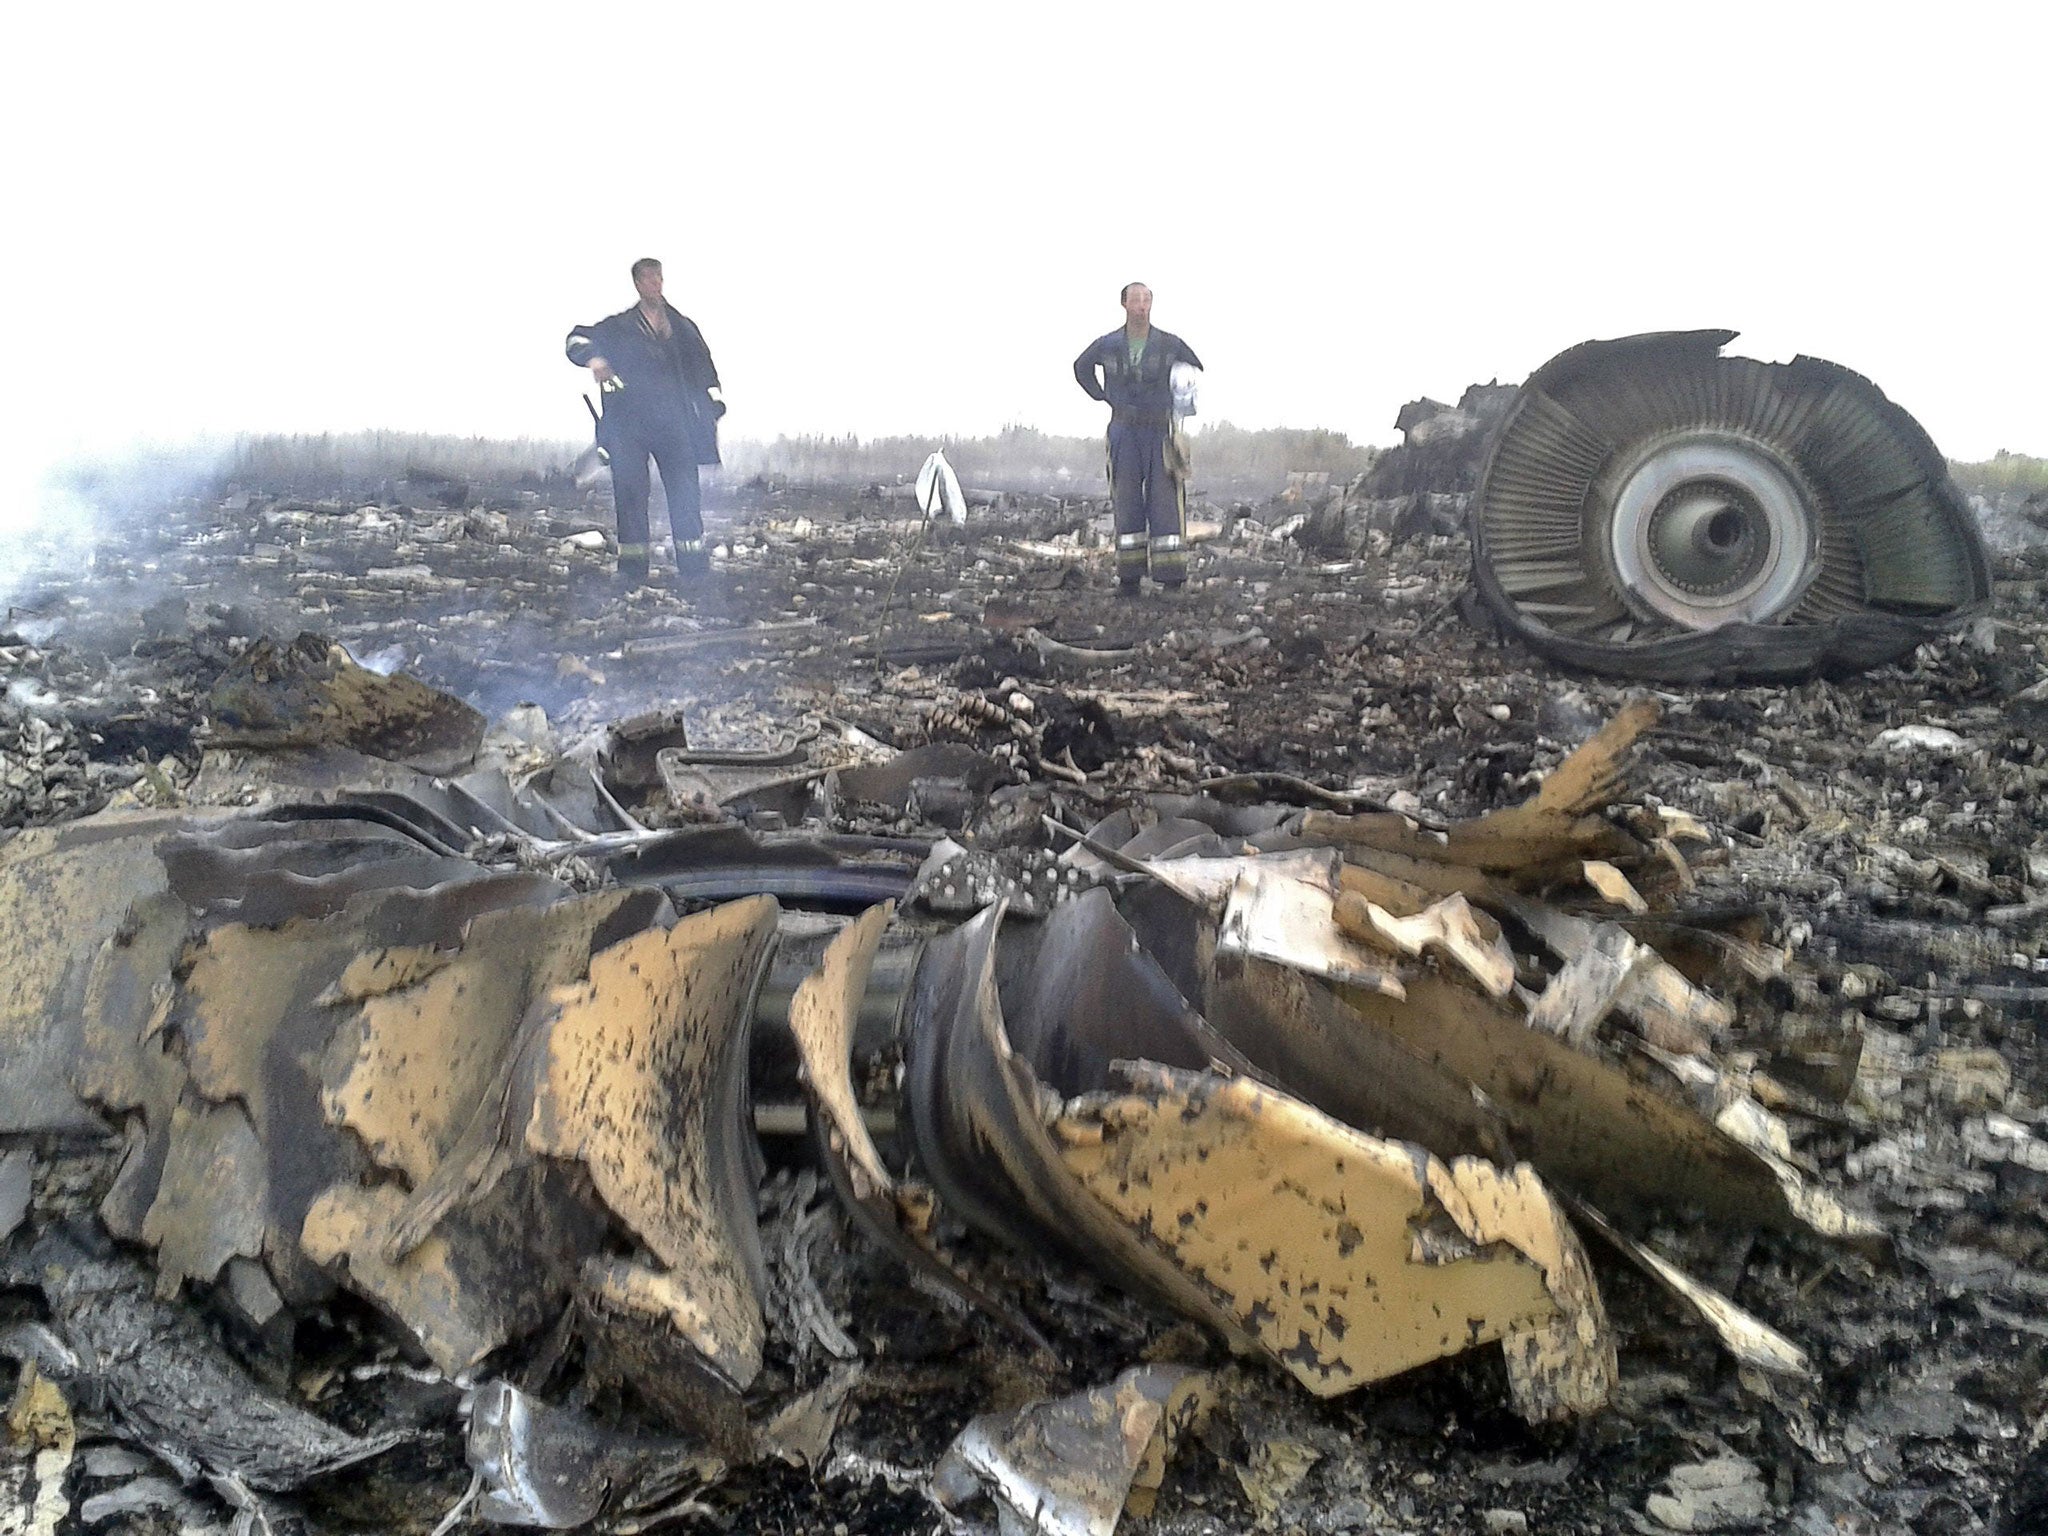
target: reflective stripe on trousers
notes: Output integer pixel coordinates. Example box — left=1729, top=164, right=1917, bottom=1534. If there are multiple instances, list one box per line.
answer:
left=1148, top=530, right=1187, bottom=584
left=1116, top=529, right=1148, bottom=582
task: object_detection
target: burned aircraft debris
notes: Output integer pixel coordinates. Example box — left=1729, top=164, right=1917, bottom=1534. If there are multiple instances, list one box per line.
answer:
left=783, top=902, right=1045, bottom=1347
left=16, top=1224, right=409, bottom=1492
left=207, top=632, right=487, bottom=773
left=1054, top=1065, right=1616, bottom=1421
left=460, top=1379, right=723, bottom=1530
left=931, top=1364, right=1210, bottom=1536
left=1, top=435, right=2043, bottom=1536
left=1470, top=331, right=1993, bottom=682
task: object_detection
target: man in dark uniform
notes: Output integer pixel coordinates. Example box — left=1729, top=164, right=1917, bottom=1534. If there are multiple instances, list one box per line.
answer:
left=1073, top=283, right=1203, bottom=594
left=566, top=259, right=725, bottom=585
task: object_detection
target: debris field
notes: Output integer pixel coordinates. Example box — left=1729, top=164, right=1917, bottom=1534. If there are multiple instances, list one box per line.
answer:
left=3, top=383, right=2048, bottom=1536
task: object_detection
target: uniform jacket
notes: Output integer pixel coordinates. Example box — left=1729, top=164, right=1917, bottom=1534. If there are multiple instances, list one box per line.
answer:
left=565, top=303, right=723, bottom=465
left=1072, top=326, right=1203, bottom=424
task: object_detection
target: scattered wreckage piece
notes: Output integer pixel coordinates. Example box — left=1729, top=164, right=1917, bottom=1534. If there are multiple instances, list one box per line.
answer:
left=600, top=704, right=694, bottom=792
left=1563, top=1198, right=1811, bottom=1378
left=372, top=897, right=781, bottom=1439
left=1053, top=714, right=1877, bottom=1382
left=1225, top=706, right=1743, bottom=1074
left=0, top=1151, right=31, bottom=1242
left=180, top=745, right=929, bottom=907
left=138, top=1100, right=269, bottom=1301
left=1656, top=1046, right=1884, bottom=1245
left=1643, top=1455, right=1772, bottom=1533
left=601, top=711, right=817, bottom=821
left=149, top=867, right=574, bottom=1306
left=1333, top=889, right=1516, bottom=997
left=14, top=800, right=812, bottom=1444
left=3, top=1357, right=75, bottom=1536
left=324, top=889, right=666, bottom=1189
left=597, top=823, right=925, bottom=910
left=903, top=899, right=1611, bottom=1422
left=206, top=633, right=486, bottom=774
left=1439, top=695, right=1660, bottom=869
left=1021, top=871, right=1493, bottom=1157
left=784, top=902, right=1044, bottom=1345
left=1107, top=882, right=1518, bottom=1166
left=300, top=1178, right=598, bottom=1379
left=0, top=811, right=191, bottom=1137
left=1214, top=849, right=1408, bottom=996
left=1341, top=971, right=1875, bottom=1242
left=1469, top=330, right=1992, bottom=681
left=19, top=1224, right=407, bottom=1492
left=832, top=743, right=1003, bottom=821
left=904, top=902, right=1269, bottom=1347
left=930, top=1364, right=1211, bottom=1536
left=1299, top=697, right=1666, bottom=893
left=906, top=835, right=1075, bottom=919
left=759, top=1172, right=861, bottom=1366
left=527, top=899, right=779, bottom=1390
left=73, top=1477, right=216, bottom=1532
left=757, top=1359, right=863, bottom=1471
left=1505, top=898, right=1736, bottom=1056
left=1521, top=923, right=1661, bottom=1048
left=656, top=750, right=819, bottom=826
left=460, top=1379, right=723, bottom=1531
left=1057, top=1066, right=1614, bottom=1422
left=617, top=616, right=820, bottom=660
left=1580, top=858, right=1649, bottom=914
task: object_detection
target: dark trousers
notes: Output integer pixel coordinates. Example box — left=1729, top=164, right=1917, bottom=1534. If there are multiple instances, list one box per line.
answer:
left=1107, top=419, right=1187, bottom=586
left=608, top=418, right=703, bottom=577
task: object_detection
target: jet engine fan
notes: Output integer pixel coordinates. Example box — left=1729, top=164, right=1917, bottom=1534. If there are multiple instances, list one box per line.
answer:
left=1469, top=330, right=1990, bottom=681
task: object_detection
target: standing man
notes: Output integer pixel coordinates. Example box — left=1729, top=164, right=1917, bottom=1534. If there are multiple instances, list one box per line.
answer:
left=566, top=259, right=725, bottom=586
left=1073, top=283, right=1203, bottom=594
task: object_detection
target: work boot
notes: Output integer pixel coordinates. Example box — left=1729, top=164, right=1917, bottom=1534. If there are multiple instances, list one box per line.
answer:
left=1117, top=577, right=1142, bottom=598
left=673, top=545, right=712, bottom=587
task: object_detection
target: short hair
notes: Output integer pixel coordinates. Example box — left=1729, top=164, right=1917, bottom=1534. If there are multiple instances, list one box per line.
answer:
left=1120, top=282, right=1149, bottom=305
left=631, top=257, right=663, bottom=282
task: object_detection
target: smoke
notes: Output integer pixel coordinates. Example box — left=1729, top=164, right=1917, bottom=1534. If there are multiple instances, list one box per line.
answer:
left=0, top=466, right=106, bottom=615
left=0, top=439, right=233, bottom=629
left=345, top=643, right=411, bottom=678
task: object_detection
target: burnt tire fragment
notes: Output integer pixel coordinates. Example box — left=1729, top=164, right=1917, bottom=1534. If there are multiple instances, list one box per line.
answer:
left=1470, top=330, right=1991, bottom=682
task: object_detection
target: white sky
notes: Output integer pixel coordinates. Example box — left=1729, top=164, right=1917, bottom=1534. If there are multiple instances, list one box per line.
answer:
left=3, top=1, right=2042, bottom=495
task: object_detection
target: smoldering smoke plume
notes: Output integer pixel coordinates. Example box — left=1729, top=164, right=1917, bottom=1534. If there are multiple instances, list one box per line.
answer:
left=0, top=441, right=233, bottom=638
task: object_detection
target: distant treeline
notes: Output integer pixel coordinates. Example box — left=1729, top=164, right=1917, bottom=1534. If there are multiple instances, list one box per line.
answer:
left=165, top=433, right=2048, bottom=509
left=725, top=424, right=1378, bottom=498
left=227, top=431, right=576, bottom=495
left=1951, top=451, right=2048, bottom=498
left=222, top=424, right=1381, bottom=502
